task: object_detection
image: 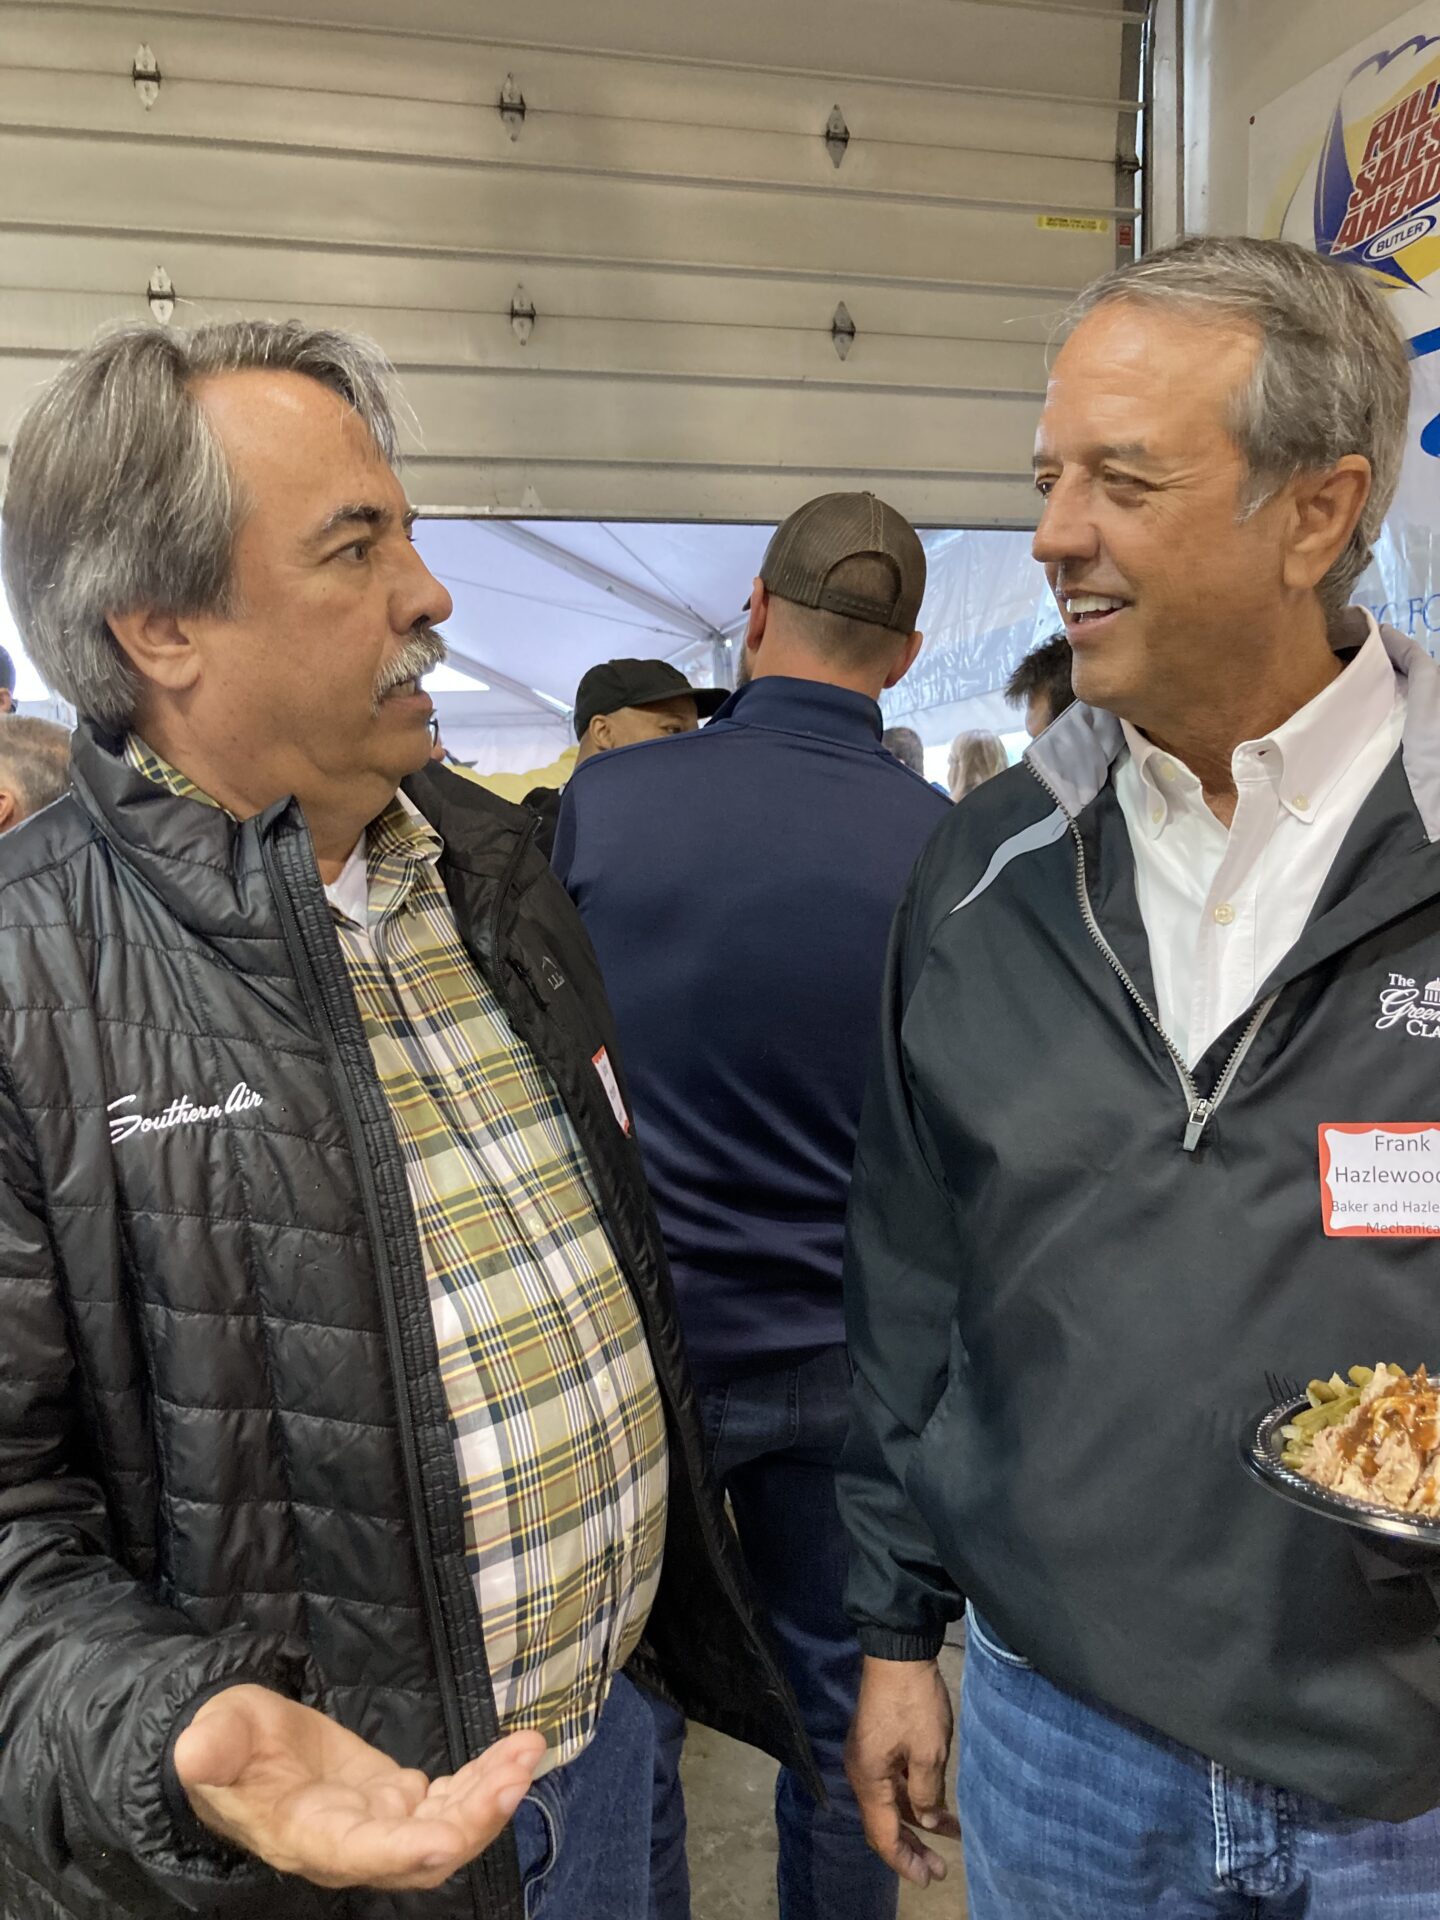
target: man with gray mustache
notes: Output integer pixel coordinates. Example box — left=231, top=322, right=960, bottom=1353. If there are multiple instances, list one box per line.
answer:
left=0, top=319, right=809, bottom=1920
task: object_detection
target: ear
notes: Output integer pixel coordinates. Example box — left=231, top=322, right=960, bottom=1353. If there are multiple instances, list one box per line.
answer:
left=0, top=788, right=18, bottom=833
left=881, top=629, right=925, bottom=692
left=1280, top=456, right=1371, bottom=595
left=744, top=579, right=769, bottom=657
left=0, top=691, right=13, bottom=715
left=105, top=608, right=203, bottom=697
left=590, top=712, right=616, bottom=752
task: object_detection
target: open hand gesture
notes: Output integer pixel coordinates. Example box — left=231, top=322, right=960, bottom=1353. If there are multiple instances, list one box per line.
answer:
left=174, top=1684, right=547, bottom=1891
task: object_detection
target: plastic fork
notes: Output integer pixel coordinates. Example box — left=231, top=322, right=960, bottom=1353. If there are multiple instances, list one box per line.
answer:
left=1265, top=1370, right=1305, bottom=1405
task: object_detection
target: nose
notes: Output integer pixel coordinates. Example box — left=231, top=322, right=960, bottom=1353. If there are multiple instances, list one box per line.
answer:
left=394, top=540, right=454, bottom=632
left=1031, top=472, right=1099, bottom=573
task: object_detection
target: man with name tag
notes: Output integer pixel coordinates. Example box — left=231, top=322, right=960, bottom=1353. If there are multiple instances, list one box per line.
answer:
left=0, top=319, right=810, bottom=1920
left=841, top=235, right=1440, bottom=1915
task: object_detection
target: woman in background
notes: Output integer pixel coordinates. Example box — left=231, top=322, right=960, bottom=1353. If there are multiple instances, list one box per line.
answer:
left=947, top=729, right=1007, bottom=802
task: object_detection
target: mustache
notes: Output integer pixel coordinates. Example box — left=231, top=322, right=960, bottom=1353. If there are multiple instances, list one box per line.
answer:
left=373, top=626, right=448, bottom=710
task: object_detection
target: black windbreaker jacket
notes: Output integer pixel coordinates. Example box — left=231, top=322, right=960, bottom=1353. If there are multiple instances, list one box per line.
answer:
left=841, top=618, right=1440, bottom=1822
left=0, top=724, right=810, bottom=1920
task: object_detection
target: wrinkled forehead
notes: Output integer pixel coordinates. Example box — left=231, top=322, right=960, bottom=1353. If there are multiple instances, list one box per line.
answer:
left=1037, top=301, right=1261, bottom=460
left=191, top=368, right=405, bottom=543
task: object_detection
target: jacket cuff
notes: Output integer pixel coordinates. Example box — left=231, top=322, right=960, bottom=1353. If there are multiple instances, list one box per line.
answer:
left=161, top=1675, right=289, bottom=1861
left=857, top=1627, right=947, bottom=1662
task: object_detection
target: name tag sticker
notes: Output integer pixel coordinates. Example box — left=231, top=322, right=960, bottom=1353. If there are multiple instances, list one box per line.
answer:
left=1318, top=1124, right=1440, bottom=1236
left=592, top=1046, right=631, bottom=1135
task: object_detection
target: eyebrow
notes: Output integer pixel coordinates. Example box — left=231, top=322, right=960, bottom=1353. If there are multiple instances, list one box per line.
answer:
left=307, top=502, right=418, bottom=547
left=1032, top=441, right=1155, bottom=471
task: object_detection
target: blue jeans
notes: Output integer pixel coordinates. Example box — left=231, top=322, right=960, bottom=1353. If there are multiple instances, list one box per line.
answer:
left=513, top=1673, right=655, bottom=1918
left=649, top=1345, right=898, bottom=1920
left=960, top=1606, right=1440, bottom=1917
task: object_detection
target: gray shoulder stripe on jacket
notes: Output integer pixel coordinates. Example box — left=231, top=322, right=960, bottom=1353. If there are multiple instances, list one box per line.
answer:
left=947, top=807, right=1069, bottom=917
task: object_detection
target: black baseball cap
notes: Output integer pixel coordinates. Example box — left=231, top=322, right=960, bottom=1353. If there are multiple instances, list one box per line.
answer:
left=758, top=492, right=925, bottom=634
left=573, top=658, right=725, bottom=741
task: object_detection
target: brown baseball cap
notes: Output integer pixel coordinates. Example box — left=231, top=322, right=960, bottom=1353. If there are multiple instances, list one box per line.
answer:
left=758, top=492, right=925, bottom=634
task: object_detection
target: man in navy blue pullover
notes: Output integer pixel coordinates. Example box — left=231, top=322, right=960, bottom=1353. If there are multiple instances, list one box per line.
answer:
left=554, top=493, right=949, bottom=1920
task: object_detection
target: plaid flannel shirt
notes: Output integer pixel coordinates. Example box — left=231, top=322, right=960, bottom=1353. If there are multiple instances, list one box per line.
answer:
left=126, top=738, right=667, bottom=1765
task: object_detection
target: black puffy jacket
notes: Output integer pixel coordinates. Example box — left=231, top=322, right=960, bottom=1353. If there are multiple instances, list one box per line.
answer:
left=0, top=724, right=810, bottom=1920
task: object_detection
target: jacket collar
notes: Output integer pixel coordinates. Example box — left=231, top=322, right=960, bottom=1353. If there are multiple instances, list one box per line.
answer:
left=69, top=719, right=291, bottom=942
left=711, top=675, right=884, bottom=748
left=67, top=721, right=531, bottom=942
left=1025, top=611, right=1440, bottom=843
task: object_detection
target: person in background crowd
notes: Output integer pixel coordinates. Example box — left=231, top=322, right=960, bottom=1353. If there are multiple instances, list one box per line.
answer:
left=0, top=714, right=70, bottom=830
left=0, top=645, right=15, bottom=714
left=880, top=724, right=925, bottom=777
left=523, top=658, right=723, bottom=858
left=1004, top=630, right=1074, bottom=737
left=945, top=730, right=1007, bottom=802
left=841, top=234, right=1440, bottom=1915
left=884, top=725, right=952, bottom=799
left=0, top=318, right=810, bottom=1920
left=556, top=492, right=950, bottom=1920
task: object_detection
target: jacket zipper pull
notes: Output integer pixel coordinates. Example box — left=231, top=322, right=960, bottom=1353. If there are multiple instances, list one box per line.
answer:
left=1183, top=1099, right=1212, bottom=1153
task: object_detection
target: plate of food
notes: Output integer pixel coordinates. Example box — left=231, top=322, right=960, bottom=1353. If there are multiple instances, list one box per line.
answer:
left=1243, top=1364, right=1440, bottom=1543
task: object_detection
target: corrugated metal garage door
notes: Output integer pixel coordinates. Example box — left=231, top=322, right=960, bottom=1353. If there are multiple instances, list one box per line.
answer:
left=0, top=0, right=1142, bottom=525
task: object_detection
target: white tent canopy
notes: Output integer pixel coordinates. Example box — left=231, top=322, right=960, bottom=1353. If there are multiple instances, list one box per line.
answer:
left=414, top=518, right=768, bottom=773
left=415, top=518, right=1056, bottom=776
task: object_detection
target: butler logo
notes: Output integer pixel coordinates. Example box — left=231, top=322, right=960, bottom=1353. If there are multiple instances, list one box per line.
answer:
left=1255, top=23, right=1440, bottom=525
left=1307, top=33, right=1440, bottom=287
left=1332, top=77, right=1440, bottom=256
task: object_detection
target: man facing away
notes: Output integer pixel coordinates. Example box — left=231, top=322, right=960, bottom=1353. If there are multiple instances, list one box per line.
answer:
left=0, top=714, right=70, bottom=830
left=0, top=320, right=809, bottom=1920
left=842, top=235, right=1440, bottom=1915
left=555, top=492, right=951, bottom=1920
left=1004, top=629, right=1074, bottom=738
left=522, top=658, right=723, bottom=858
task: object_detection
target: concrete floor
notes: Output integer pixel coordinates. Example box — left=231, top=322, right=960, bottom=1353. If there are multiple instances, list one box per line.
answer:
left=683, top=1645, right=968, bottom=1919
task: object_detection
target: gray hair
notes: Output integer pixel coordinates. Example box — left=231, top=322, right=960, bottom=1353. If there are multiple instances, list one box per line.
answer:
left=1065, top=235, right=1412, bottom=617
left=1, top=320, right=404, bottom=727
left=0, top=715, right=72, bottom=822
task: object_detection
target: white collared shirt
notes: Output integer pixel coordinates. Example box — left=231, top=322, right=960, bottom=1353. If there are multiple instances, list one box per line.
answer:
left=1113, top=616, right=1406, bottom=1068
left=322, top=832, right=369, bottom=926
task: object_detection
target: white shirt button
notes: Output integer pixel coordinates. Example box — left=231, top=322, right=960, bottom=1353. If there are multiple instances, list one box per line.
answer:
left=1151, top=807, right=1164, bottom=825
left=1160, top=762, right=1178, bottom=783
left=1213, top=902, right=1236, bottom=926
left=1291, top=792, right=1309, bottom=811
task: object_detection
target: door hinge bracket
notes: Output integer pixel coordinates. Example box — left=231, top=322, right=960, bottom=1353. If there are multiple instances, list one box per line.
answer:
left=831, top=301, right=856, bottom=360
left=510, top=287, right=536, bottom=345
left=133, top=44, right=161, bottom=109
left=500, top=74, right=527, bottom=140
left=147, top=267, right=175, bottom=324
left=824, top=106, right=850, bottom=168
